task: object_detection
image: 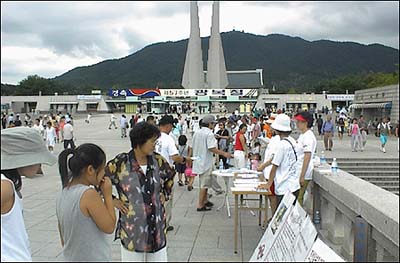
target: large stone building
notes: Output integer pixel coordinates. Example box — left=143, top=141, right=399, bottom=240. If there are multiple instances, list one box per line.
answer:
left=349, top=84, right=399, bottom=123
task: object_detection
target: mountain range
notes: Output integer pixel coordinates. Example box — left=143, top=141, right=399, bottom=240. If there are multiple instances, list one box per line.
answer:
left=53, top=30, right=399, bottom=92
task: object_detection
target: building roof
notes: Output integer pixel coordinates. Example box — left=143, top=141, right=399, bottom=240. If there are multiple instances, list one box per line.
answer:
left=203, top=69, right=263, bottom=89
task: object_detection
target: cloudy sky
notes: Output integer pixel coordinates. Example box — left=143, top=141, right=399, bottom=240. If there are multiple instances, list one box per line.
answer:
left=1, top=1, right=399, bottom=84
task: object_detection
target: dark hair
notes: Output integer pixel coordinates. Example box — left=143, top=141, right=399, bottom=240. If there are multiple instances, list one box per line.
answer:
left=253, top=153, right=261, bottom=161
left=58, top=143, right=106, bottom=188
left=146, top=115, right=155, bottom=122
left=130, top=122, right=161, bottom=149
left=239, top=124, right=247, bottom=131
left=178, top=135, right=187, bottom=146
left=1, top=169, right=22, bottom=192
left=47, top=121, right=52, bottom=126
left=122, top=114, right=126, bottom=118
left=200, top=119, right=207, bottom=127
left=254, top=141, right=261, bottom=147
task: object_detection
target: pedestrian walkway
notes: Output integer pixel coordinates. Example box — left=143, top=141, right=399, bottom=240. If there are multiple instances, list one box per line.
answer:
left=21, top=114, right=264, bottom=262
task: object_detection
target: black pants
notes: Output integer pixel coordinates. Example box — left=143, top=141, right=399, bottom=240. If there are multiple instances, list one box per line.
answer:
left=64, top=139, right=76, bottom=150
left=276, top=189, right=300, bottom=206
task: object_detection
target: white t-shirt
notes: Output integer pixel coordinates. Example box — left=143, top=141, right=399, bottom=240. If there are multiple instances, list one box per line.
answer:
left=155, top=132, right=179, bottom=166
left=32, top=124, right=44, bottom=135
left=1, top=174, right=32, bottom=262
left=63, top=123, right=74, bottom=140
left=271, top=136, right=300, bottom=195
left=296, top=129, right=317, bottom=180
left=263, top=135, right=281, bottom=180
left=192, top=127, right=218, bottom=175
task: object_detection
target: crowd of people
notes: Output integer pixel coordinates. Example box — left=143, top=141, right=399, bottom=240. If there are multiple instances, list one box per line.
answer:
left=1, top=108, right=399, bottom=262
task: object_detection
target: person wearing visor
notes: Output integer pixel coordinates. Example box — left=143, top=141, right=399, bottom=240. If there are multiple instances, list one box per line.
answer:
left=294, top=112, right=317, bottom=206
left=1, top=127, right=57, bottom=262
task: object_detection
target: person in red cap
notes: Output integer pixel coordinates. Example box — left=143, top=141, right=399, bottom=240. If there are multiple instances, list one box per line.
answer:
left=294, top=112, right=317, bottom=206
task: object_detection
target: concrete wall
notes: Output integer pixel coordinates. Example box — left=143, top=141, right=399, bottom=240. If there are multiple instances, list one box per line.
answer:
left=307, top=165, right=399, bottom=262
left=1, top=95, right=110, bottom=113
left=256, top=93, right=333, bottom=111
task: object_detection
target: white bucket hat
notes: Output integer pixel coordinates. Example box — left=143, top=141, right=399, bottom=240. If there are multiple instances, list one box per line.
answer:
left=271, top=114, right=292, bottom=132
left=1, top=127, right=57, bottom=170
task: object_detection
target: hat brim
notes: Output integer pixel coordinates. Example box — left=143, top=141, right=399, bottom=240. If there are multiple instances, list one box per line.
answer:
left=271, top=123, right=291, bottom=132
left=1, top=150, right=57, bottom=170
left=294, top=115, right=307, bottom=122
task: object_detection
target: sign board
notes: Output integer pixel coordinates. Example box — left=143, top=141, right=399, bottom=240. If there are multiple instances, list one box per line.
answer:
left=326, top=94, right=354, bottom=101
left=250, top=191, right=344, bottom=262
left=160, top=89, right=257, bottom=97
left=77, top=95, right=102, bottom=100
left=108, top=89, right=161, bottom=98
left=91, top=90, right=102, bottom=95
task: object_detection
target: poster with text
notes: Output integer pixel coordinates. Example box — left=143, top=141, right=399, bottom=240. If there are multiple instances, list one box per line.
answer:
left=306, top=238, right=345, bottom=262
left=249, top=192, right=296, bottom=262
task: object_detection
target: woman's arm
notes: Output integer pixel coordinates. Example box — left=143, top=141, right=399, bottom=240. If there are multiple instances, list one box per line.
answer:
left=58, top=221, right=64, bottom=247
left=239, top=134, right=247, bottom=153
left=82, top=180, right=116, bottom=234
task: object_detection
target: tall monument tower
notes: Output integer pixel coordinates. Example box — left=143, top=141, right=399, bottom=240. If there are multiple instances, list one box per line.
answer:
left=181, top=1, right=204, bottom=89
left=206, top=1, right=229, bottom=89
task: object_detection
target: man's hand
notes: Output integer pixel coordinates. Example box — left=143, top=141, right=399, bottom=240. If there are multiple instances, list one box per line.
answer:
left=223, top=152, right=233, bottom=159
left=257, top=163, right=266, bottom=172
left=257, top=182, right=271, bottom=192
left=300, top=177, right=305, bottom=187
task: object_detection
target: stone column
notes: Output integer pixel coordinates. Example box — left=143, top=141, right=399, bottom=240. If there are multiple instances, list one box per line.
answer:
left=327, top=203, right=344, bottom=245
left=341, top=215, right=354, bottom=261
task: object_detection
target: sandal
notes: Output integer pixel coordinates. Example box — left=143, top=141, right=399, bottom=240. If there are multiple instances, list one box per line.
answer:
left=197, top=206, right=212, bottom=212
left=178, top=180, right=184, bottom=186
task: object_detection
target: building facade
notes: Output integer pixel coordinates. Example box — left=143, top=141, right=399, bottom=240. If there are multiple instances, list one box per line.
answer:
left=349, top=84, right=399, bottom=123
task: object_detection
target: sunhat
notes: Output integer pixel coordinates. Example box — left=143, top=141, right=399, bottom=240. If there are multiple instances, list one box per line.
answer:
left=1, top=127, right=57, bottom=170
left=202, top=115, right=217, bottom=125
left=271, top=114, right=291, bottom=132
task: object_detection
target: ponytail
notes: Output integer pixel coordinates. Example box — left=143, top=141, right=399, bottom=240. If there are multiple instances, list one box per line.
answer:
left=58, top=143, right=106, bottom=189
left=58, top=148, right=75, bottom=188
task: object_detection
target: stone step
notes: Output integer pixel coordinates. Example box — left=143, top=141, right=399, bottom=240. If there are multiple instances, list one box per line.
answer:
left=381, top=185, right=400, bottom=191
left=392, top=191, right=399, bottom=195
left=367, top=180, right=399, bottom=186
left=328, top=161, right=399, bottom=167
left=339, top=166, right=399, bottom=171
left=326, top=158, right=399, bottom=163
left=342, top=170, right=399, bottom=176
left=357, top=175, right=400, bottom=181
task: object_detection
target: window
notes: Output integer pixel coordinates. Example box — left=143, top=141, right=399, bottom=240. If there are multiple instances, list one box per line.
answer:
left=382, top=92, right=385, bottom=97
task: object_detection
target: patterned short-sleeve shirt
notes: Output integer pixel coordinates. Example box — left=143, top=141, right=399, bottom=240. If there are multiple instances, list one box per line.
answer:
left=105, top=150, right=175, bottom=253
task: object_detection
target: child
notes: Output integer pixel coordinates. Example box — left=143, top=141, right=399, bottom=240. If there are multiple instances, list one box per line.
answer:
left=56, top=143, right=117, bottom=262
left=250, top=153, right=261, bottom=171
left=1, top=127, right=57, bottom=261
left=45, top=121, right=56, bottom=153
left=185, top=162, right=197, bottom=191
left=176, top=135, right=191, bottom=186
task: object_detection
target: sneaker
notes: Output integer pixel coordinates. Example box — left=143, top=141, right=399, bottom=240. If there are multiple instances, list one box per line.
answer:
left=166, top=226, right=174, bottom=232
left=383, top=147, right=386, bottom=153
left=187, top=186, right=193, bottom=191
left=197, top=206, right=212, bottom=212
left=178, top=180, right=184, bottom=186
left=205, top=201, right=214, bottom=207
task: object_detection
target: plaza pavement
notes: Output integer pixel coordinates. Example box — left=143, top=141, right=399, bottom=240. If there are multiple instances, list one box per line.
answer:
left=20, top=113, right=399, bottom=262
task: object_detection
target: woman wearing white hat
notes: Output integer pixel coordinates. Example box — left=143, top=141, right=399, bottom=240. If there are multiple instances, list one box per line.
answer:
left=258, top=114, right=300, bottom=206
left=1, top=127, right=57, bottom=262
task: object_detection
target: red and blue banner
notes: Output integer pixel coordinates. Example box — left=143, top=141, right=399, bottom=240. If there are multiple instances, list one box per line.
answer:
left=109, top=88, right=161, bottom=98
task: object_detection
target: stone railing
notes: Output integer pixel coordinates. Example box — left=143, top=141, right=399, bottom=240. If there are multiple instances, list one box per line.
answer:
left=305, top=165, right=399, bottom=262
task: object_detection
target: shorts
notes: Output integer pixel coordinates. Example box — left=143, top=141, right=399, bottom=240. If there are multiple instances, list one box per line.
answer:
left=199, top=166, right=213, bottom=189
left=338, top=126, right=345, bottom=134
left=175, top=163, right=186, bottom=174
left=270, top=181, right=276, bottom=196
